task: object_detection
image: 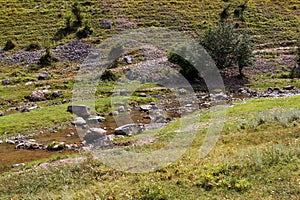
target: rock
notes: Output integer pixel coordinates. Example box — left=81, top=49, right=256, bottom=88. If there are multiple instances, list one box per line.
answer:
left=283, top=85, right=294, bottom=90
left=178, top=88, right=187, bottom=95
left=140, top=105, right=153, bottom=112
left=5, top=139, right=15, bottom=144
left=67, top=105, right=91, bottom=118
left=25, top=81, right=33, bottom=86
left=0, top=140, right=3, bottom=144
left=139, top=93, right=147, bottom=97
left=52, top=90, right=62, bottom=98
left=267, top=87, right=273, bottom=93
left=87, top=116, right=106, bottom=123
left=102, top=19, right=114, bottom=29
left=118, top=106, right=125, bottom=112
left=38, top=71, right=50, bottom=80
left=71, top=117, right=87, bottom=126
left=12, top=163, right=25, bottom=168
left=123, top=56, right=132, bottom=64
left=153, top=115, right=169, bottom=123
left=2, top=79, right=11, bottom=86
left=115, top=123, right=145, bottom=136
left=120, top=90, right=127, bottom=96
left=0, top=112, right=4, bottom=116
left=28, top=90, right=46, bottom=101
left=84, top=128, right=107, bottom=144
left=47, top=141, right=65, bottom=151
left=109, top=111, right=119, bottom=116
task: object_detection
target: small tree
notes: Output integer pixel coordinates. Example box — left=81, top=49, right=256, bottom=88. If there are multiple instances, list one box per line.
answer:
left=3, top=39, right=16, bottom=51
left=72, top=2, right=83, bottom=26
left=39, top=47, right=58, bottom=66
left=201, top=22, right=253, bottom=77
left=235, top=35, right=253, bottom=77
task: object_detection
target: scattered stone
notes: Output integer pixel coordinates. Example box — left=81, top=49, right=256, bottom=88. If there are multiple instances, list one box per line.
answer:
left=110, top=111, right=119, bottom=116
left=139, top=93, right=147, bottom=97
left=12, top=163, right=25, bottom=168
left=178, top=88, right=187, bottom=95
left=0, top=112, right=4, bottom=116
left=102, top=19, right=114, bottom=29
left=118, top=106, right=125, bottom=112
left=140, top=105, right=153, bottom=112
left=67, top=105, right=91, bottom=118
left=2, top=79, right=11, bottom=86
left=28, top=90, right=46, bottom=101
left=38, top=71, right=50, bottom=80
left=283, top=85, right=294, bottom=90
left=52, top=90, right=62, bottom=98
left=25, top=81, right=33, bottom=86
left=87, top=116, right=106, bottom=123
left=5, top=139, right=15, bottom=144
left=47, top=141, right=65, bottom=151
left=71, top=117, right=87, bottom=126
left=123, top=56, right=132, bottom=64
left=120, top=90, right=127, bottom=96
left=115, top=123, right=145, bottom=136
left=18, top=106, right=30, bottom=113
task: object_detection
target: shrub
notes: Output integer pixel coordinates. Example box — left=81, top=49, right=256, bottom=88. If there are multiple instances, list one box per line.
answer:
left=72, top=2, right=83, bottom=26
left=167, top=51, right=199, bottom=80
left=201, top=22, right=253, bottom=77
left=3, top=39, right=16, bottom=51
left=25, top=43, right=41, bottom=51
left=76, top=23, right=93, bottom=39
left=39, top=48, right=59, bottom=66
left=100, top=70, right=118, bottom=81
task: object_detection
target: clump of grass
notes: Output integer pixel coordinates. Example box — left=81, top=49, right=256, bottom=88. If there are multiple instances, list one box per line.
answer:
left=39, top=47, right=59, bottom=66
left=3, top=39, right=16, bottom=51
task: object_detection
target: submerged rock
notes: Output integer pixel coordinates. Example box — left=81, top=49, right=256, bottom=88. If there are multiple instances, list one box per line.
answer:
left=67, top=105, right=91, bottom=118
left=115, top=123, right=145, bottom=136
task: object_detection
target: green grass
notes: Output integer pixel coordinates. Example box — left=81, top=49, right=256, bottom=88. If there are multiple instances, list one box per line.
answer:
left=0, top=0, right=299, bottom=51
left=0, top=95, right=299, bottom=199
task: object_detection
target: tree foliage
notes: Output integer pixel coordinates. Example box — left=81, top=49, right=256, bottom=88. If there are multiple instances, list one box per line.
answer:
left=201, top=22, right=253, bottom=77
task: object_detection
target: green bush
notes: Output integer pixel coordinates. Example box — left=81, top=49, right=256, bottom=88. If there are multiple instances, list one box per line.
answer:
left=76, top=23, right=93, bottom=39
left=201, top=22, right=253, bottom=77
left=39, top=48, right=59, bottom=66
left=3, top=39, right=16, bottom=51
left=167, top=51, right=199, bottom=80
left=72, top=2, right=83, bottom=26
left=100, top=70, right=118, bottom=81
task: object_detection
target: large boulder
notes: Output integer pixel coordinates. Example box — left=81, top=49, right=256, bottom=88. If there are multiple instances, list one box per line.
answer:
left=115, top=123, right=145, bottom=136
left=67, top=105, right=91, bottom=118
left=83, top=128, right=107, bottom=144
left=71, top=117, right=87, bottom=126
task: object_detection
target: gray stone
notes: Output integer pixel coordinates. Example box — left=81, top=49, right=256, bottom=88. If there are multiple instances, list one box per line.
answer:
left=12, top=163, right=25, bottom=168
left=38, top=71, right=50, bottom=80
left=87, top=116, right=106, bottom=123
left=115, top=123, right=145, bottom=136
left=102, top=19, right=114, bottom=29
left=123, top=56, right=132, bottom=64
left=84, top=128, right=107, bottom=144
left=118, top=106, right=125, bottom=112
left=120, top=90, right=127, bottom=96
left=52, top=90, right=62, bottom=98
left=67, top=105, right=91, bottom=118
left=283, top=85, right=294, bottom=90
left=139, top=93, right=147, bottom=97
left=0, top=112, right=4, bottom=116
left=28, top=90, right=49, bottom=101
left=140, top=105, right=152, bottom=112
left=110, top=111, right=119, bottom=116
left=5, top=139, right=15, bottom=144
left=2, top=79, right=11, bottom=86
left=71, top=117, right=87, bottom=126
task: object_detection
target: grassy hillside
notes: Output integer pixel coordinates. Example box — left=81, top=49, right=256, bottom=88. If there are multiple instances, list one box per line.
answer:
left=0, top=0, right=299, bottom=51
left=0, top=95, right=299, bottom=199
